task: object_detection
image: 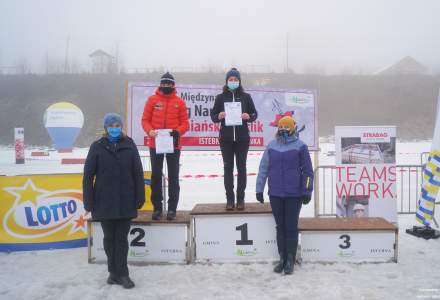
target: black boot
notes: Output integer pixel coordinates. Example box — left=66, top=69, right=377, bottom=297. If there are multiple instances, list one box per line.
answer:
left=284, top=253, right=294, bottom=275
left=107, top=273, right=120, bottom=285
left=284, top=238, right=298, bottom=275
left=273, top=252, right=285, bottom=273
left=226, top=199, right=235, bottom=210
left=119, top=276, right=135, bottom=289
left=167, top=210, right=176, bottom=221
left=236, top=199, right=245, bottom=210
left=152, top=210, right=162, bottom=220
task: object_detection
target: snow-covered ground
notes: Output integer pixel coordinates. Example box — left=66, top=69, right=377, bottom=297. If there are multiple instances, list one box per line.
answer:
left=0, top=141, right=439, bottom=300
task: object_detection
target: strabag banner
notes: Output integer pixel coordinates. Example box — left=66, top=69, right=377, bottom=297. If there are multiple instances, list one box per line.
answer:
left=0, top=172, right=153, bottom=252
left=126, top=83, right=318, bottom=150
left=335, top=126, right=397, bottom=223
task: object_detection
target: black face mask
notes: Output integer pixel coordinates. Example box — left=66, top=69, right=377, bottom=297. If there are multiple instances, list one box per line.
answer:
left=160, top=86, right=174, bottom=95
left=277, top=129, right=291, bottom=138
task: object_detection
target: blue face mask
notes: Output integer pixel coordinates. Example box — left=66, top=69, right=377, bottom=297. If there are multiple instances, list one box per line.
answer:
left=107, top=127, right=122, bottom=138
left=277, top=129, right=291, bottom=143
left=227, top=81, right=240, bottom=90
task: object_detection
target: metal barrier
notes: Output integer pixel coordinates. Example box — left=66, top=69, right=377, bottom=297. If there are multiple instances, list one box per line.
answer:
left=313, top=165, right=423, bottom=217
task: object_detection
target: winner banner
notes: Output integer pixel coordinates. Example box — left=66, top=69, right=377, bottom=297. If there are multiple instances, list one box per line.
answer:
left=126, top=83, right=318, bottom=150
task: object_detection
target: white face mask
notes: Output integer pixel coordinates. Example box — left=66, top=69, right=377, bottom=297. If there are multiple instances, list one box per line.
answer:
left=227, top=81, right=240, bottom=90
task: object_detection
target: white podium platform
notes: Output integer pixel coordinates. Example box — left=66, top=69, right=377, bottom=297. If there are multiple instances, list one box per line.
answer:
left=88, top=211, right=191, bottom=264
left=190, top=203, right=278, bottom=263
left=299, top=218, right=398, bottom=263
left=87, top=205, right=399, bottom=264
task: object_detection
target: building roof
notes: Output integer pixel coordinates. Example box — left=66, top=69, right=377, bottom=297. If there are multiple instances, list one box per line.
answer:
left=89, top=49, right=113, bottom=58
left=376, top=56, right=429, bottom=75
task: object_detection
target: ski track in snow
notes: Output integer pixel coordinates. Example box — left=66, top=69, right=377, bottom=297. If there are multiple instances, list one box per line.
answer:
left=0, top=142, right=439, bottom=299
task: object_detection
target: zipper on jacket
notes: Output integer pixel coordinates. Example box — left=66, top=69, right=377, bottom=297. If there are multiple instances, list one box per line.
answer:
left=163, top=99, right=168, bottom=129
left=232, top=91, right=236, bottom=142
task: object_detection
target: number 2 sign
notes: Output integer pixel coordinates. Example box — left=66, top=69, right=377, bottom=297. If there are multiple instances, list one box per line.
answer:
left=89, top=222, right=188, bottom=263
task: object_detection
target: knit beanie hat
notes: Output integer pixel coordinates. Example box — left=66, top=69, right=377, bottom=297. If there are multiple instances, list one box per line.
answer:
left=104, top=113, right=123, bottom=129
left=278, top=116, right=296, bottom=132
left=225, top=68, right=241, bottom=82
left=160, top=72, right=175, bottom=85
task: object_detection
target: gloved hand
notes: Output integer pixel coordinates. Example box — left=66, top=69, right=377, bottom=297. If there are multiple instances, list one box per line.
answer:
left=302, top=195, right=312, bottom=205
left=256, top=192, right=264, bottom=203
left=170, top=130, right=180, bottom=138
left=170, top=130, right=180, bottom=148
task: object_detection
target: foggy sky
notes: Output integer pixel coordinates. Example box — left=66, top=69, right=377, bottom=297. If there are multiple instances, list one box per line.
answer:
left=1, top=0, right=439, bottom=74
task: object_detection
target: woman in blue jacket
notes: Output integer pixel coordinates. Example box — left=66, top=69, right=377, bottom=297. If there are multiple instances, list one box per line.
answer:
left=256, top=116, right=313, bottom=274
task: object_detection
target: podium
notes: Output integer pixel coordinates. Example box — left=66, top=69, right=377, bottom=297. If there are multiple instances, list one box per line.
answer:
left=87, top=204, right=399, bottom=264
left=88, top=211, right=191, bottom=264
left=299, top=218, right=398, bottom=263
left=190, top=203, right=278, bottom=263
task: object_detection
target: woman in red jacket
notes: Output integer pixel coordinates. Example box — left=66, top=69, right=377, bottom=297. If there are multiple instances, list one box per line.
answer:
left=141, top=72, right=189, bottom=220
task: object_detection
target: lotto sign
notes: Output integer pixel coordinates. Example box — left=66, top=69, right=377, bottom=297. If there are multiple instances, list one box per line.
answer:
left=0, top=174, right=88, bottom=251
left=193, top=214, right=278, bottom=262
left=301, top=231, right=397, bottom=262
left=126, top=83, right=318, bottom=150
left=89, top=222, right=188, bottom=263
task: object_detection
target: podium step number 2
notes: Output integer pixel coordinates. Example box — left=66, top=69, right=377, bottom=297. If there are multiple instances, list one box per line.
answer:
left=88, top=213, right=190, bottom=264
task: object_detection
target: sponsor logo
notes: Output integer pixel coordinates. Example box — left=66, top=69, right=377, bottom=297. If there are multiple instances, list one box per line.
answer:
left=370, top=248, right=393, bottom=253
left=202, top=241, right=220, bottom=246
left=363, top=132, right=388, bottom=139
left=361, top=131, right=391, bottom=143
left=337, top=249, right=355, bottom=258
left=154, top=102, right=164, bottom=110
left=235, top=248, right=258, bottom=257
left=285, top=92, right=314, bottom=108
left=302, top=248, right=320, bottom=253
left=129, top=248, right=149, bottom=258
left=161, top=248, right=184, bottom=254
left=3, top=179, right=87, bottom=239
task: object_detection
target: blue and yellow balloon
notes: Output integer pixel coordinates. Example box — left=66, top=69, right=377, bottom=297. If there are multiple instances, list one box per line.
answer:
left=44, top=102, right=84, bottom=152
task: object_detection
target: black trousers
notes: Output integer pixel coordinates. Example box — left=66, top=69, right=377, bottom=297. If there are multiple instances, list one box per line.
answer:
left=220, top=140, right=250, bottom=202
left=150, top=148, right=181, bottom=212
left=269, top=196, right=302, bottom=256
left=101, top=219, right=131, bottom=277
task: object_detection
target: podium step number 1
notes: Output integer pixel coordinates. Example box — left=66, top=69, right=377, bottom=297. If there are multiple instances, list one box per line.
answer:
left=191, top=203, right=278, bottom=263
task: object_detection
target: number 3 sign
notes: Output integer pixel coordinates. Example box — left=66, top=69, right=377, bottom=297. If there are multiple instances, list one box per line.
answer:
left=301, top=231, right=396, bottom=262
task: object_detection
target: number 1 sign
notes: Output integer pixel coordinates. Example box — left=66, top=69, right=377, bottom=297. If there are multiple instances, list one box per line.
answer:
left=193, top=214, right=278, bottom=262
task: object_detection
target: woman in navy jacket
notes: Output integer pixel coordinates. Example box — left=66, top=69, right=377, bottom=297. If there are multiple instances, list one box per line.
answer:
left=211, top=68, right=258, bottom=210
left=83, top=113, right=145, bottom=288
left=256, top=116, right=313, bottom=274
